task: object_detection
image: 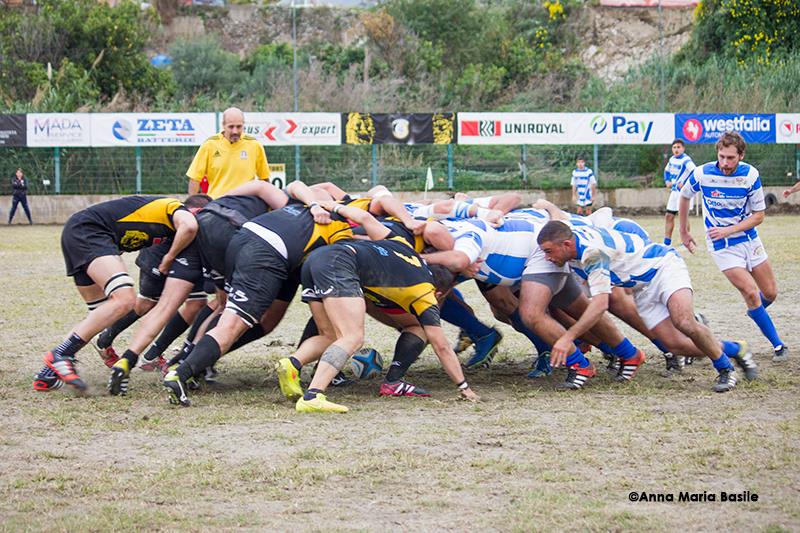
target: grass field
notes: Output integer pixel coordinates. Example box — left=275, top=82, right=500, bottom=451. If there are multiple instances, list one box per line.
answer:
left=1, top=216, right=799, bottom=532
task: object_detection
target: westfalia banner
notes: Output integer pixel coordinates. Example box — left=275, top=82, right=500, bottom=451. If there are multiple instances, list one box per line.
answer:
left=343, top=113, right=454, bottom=144
left=0, top=114, right=26, bottom=147
left=458, top=113, right=673, bottom=145
left=243, top=113, right=341, bottom=146
left=90, top=113, right=216, bottom=146
left=775, top=114, right=800, bottom=144
left=27, top=113, right=91, bottom=147
left=675, top=114, right=776, bottom=144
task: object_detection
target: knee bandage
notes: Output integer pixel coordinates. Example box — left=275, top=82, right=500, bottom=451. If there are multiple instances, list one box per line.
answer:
left=104, top=273, right=135, bottom=298
left=86, top=296, right=108, bottom=311
left=320, top=344, right=350, bottom=371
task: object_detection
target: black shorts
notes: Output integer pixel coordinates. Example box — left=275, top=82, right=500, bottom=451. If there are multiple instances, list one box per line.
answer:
left=197, top=210, right=238, bottom=290
left=166, top=242, right=204, bottom=285
left=665, top=209, right=678, bottom=215
left=300, top=245, right=363, bottom=302
left=223, top=230, right=292, bottom=328
left=61, top=211, right=120, bottom=286
left=138, top=268, right=165, bottom=301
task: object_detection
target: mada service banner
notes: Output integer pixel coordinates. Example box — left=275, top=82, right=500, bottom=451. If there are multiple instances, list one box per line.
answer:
left=90, top=113, right=216, bottom=146
left=243, top=113, right=341, bottom=146
left=27, top=113, right=91, bottom=147
left=458, top=113, right=574, bottom=145
left=343, top=113, right=454, bottom=144
left=0, top=114, right=26, bottom=147
left=776, top=114, right=800, bottom=144
left=675, top=113, right=776, bottom=144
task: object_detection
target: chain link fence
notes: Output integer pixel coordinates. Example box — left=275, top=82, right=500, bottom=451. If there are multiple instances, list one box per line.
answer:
left=1, top=143, right=797, bottom=195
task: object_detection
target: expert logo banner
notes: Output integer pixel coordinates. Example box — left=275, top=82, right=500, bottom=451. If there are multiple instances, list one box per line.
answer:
left=245, top=113, right=341, bottom=146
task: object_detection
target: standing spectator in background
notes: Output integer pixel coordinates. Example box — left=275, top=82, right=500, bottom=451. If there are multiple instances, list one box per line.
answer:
left=570, top=156, right=597, bottom=215
left=9, top=168, right=33, bottom=224
left=186, top=107, right=269, bottom=198
left=783, top=181, right=800, bottom=199
left=663, top=139, right=695, bottom=246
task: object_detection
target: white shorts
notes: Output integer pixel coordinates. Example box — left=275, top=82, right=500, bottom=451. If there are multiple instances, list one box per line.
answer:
left=632, top=255, right=693, bottom=330
left=666, top=190, right=694, bottom=213
left=576, top=198, right=593, bottom=207
left=710, top=238, right=768, bottom=272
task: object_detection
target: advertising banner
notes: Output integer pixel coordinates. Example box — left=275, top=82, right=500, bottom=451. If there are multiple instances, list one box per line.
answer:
left=775, top=114, right=800, bottom=144
left=343, top=113, right=454, bottom=144
left=27, top=113, right=91, bottom=147
left=0, top=114, right=26, bottom=147
left=675, top=113, right=776, bottom=144
left=90, top=113, right=217, bottom=146
left=243, top=113, right=341, bottom=146
left=458, top=113, right=673, bottom=145
left=458, top=113, right=574, bottom=145
left=600, top=0, right=698, bottom=6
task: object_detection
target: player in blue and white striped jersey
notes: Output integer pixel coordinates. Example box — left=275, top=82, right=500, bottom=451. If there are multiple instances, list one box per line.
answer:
left=679, top=131, right=787, bottom=362
left=663, top=139, right=696, bottom=246
left=537, top=220, right=757, bottom=392
left=570, top=156, right=597, bottom=215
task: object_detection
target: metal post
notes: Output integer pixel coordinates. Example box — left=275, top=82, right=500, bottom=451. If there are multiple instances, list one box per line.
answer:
left=371, top=145, right=378, bottom=187
left=54, top=147, right=61, bottom=194
left=521, top=145, right=528, bottom=184
left=796, top=145, right=799, bottom=185
left=658, top=0, right=665, bottom=113
left=292, top=3, right=300, bottom=182
left=447, top=144, right=454, bottom=190
left=135, top=146, right=142, bottom=194
left=593, top=144, right=599, bottom=180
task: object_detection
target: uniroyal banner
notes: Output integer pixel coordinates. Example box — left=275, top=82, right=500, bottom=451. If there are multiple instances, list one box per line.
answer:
left=775, top=114, right=800, bottom=144
left=343, top=113, right=454, bottom=144
left=90, top=113, right=216, bottom=146
left=675, top=113, right=776, bottom=144
left=243, top=113, right=341, bottom=146
left=27, top=113, right=91, bottom=147
left=0, top=114, right=26, bottom=147
left=458, top=113, right=673, bottom=145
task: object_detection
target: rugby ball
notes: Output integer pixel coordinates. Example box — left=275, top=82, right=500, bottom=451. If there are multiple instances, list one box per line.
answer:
left=350, top=348, right=383, bottom=380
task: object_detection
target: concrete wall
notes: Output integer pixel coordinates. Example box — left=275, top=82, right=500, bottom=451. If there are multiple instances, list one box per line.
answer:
left=3, top=187, right=798, bottom=225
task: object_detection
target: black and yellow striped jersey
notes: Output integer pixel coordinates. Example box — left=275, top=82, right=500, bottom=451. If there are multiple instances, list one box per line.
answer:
left=351, top=215, right=426, bottom=253
left=86, top=196, right=186, bottom=252
left=343, top=238, right=440, bottom=326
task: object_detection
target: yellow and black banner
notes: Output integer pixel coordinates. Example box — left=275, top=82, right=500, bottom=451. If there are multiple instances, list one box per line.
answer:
left=342, top=113, right=454, bottom=145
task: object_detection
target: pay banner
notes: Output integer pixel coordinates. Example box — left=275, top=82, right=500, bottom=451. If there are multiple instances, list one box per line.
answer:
left=775, top=114, right=800, bottom=144
left=27, top=113, right=91, bottom=147
left=90, top=113, right=217, bottom=146
left=244, top=113, right=341, bottom=146
left=675, top=113, right=776, bottom=144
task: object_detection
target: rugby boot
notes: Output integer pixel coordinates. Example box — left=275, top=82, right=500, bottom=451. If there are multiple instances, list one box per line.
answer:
left=330, top=371, right=355, bottom=387
left=32, top=367, right=63, bottom=392
left=91, top=339, right=119, bottom=368
left=556, top=361, right=596, bottom=390
left=276, top=358, right=303, bottom=400
left=453, top=330, right=473, bottom=354
left=379, top=380, right=431, bottom=397
left=772, top=345, right=789, bottom=363
left=729, top=341, right=758, bottom=380
left=139, top=355, right=166, bottom=372
left=527, top=351, right=553, bottom=378
left=615, top=349, right=646, bottom=382
left=605, top=355, right=622, bottom=376
left=295, top=393, right=348, bottom=413
left=107, top=358, right=130, bottom=396
left=163, top=370, right=191, bottom=407
left=43, top=351, right=86, bottom=392
left=464, top=329, right=502, bottom=369
left=713, top=368, right=738, bottom=393
left=661, top=352, right=684, bottom=377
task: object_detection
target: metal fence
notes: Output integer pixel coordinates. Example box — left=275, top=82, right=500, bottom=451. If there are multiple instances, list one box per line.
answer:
left=1, top=143, right=797, bottom=195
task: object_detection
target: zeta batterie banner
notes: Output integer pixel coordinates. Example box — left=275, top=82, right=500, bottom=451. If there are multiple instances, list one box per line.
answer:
left=27, top=113, right=92, bottom=147
left=675, top=114, right=776, bottom=144
left=90, top=113, right=217, bottom=146
left=243, top=113, right=341, bottom=146
left=343, top=113, right=454, bottom=145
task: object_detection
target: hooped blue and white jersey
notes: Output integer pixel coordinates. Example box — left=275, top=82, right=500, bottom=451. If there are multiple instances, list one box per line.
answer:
left=568, top=224, right=679, bottom=296
left=503, top=207, right=550, bottom=222
left=680, top=161, right=765, bottom=251
left=665, top=153, right=695, bottom=191
left=443, top=218, right=545, bottom=286
left=571, top=168, right=596, bottom=204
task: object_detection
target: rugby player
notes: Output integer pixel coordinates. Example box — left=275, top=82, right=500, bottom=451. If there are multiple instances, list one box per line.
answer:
left=663, top=139, right=695, bottom=246
left=679, top=131, right=787, bottom=362
left=537, top=220, right=757, bottom=392
left=33, top=195, right=210, bottom=392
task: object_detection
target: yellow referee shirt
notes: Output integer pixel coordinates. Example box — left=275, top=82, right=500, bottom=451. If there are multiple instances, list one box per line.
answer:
left=186, top=133, right=270, bottom=198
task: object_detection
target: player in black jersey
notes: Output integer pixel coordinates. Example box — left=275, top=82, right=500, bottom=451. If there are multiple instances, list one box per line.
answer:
left=34, top=195, right=210, bottom=393
left=276, top=201, right=479, bottom=413
left=162, top=195, right=371, bottom=406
